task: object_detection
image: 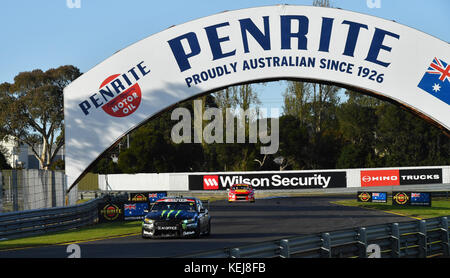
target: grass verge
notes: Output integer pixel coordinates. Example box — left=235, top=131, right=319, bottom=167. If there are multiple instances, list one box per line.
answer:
left=333, top=197, right=450, bottom=220
left=0, top=197, right=227, bottom=251
left=0, top=221, right=142, bottom=251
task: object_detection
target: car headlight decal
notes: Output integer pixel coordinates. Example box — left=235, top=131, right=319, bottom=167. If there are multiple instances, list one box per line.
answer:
left=182, top=218, right=196, bottom=224
left=144, top=218, right=154, bottom=224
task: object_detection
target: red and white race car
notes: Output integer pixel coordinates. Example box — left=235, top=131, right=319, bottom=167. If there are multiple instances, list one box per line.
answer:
left=227, top=184, right=255, bottom=203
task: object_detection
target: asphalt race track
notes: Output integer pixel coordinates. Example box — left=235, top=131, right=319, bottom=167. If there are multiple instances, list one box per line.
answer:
left=0, top=195, right=414, bottom=258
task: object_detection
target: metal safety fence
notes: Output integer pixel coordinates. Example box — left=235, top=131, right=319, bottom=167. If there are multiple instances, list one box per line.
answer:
left=182, top=216, right=450, bottom=258
left=0, top=197, right=103, bottom=240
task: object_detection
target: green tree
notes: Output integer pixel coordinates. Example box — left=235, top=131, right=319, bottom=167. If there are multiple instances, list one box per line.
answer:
left=276, top=115, right=309, bottom=170
left=0, top=66, right=81, bottom=169
left=336, top=91, right=379, bottom=168
left=207, top=84, right=262, bottom=171
left=282, top=81, right=311, bottom=124
left=374, top=102, right=450, bottom=167
left=110, top=101, right=207, bottom=174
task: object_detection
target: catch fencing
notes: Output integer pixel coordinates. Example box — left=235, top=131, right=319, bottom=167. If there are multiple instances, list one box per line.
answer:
left=0, top=170, right=78, bottom=213
left=182, top=216, right=450, bottom=258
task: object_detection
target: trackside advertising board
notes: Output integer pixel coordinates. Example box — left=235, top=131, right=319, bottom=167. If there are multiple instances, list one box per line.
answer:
left=64, top=5, right=450, bottom=190
left=189, top=172, right=346, bottom=190
left=392, top=192, right=432, bottom=206
left=360, top=168, right=443, bottom=187
left=98, top=192, right=167, bottom=222
left=357, top=192, right=387, bottom=203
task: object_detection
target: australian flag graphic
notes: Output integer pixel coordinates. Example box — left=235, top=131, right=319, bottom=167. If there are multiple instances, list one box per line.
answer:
left=417, top=57, right=450, bottom=105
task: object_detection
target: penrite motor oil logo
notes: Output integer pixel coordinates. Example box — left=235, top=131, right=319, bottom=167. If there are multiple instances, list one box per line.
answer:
left=99, top=74, right=142, bottom=117
left=357, top=192, right=387, bottom=203
left=100, top=203, right=123, bottom=221
left=78, top=61, right=151, bottom=117
left=393, top=192, right=409, bottom=205
left=130, top=193, right=148, bottom=202
left=358, top=192, right=371, bottom=202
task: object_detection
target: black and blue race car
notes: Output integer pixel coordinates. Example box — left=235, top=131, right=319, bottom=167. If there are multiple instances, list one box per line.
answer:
left=141, top=197, right=211, bottom=238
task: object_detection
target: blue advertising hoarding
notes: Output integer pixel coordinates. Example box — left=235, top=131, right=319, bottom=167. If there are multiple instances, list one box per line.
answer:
left=393, top=192, right=432, bottom=206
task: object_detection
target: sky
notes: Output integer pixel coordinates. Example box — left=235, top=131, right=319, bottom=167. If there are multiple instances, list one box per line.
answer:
left=1, top=0, right=449, bottom=110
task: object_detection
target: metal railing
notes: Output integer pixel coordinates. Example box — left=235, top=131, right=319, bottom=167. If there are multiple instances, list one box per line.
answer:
left=182, top=216, right=450, bottom=258
left=0, top=197, right=103, bottom=241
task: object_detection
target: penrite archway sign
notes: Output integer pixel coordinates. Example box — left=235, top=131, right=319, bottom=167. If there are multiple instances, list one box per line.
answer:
left=64, top=5, right=449, bottom=190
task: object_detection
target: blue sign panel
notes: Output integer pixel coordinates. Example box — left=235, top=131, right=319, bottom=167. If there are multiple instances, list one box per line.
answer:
left=371, top=192, right=387, bottom=203
left=124, top=202, right=149, bottom=220
left=410, top=192, right=432, bottom=206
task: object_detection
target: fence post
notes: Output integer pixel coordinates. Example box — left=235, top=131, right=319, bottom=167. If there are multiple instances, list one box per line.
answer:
left=391, top=223, right=401, bottom=258
left=321, top=233, right=331, bottom=258
left=418, top=220, right=427, bottom=258
left=280, top=239, right=290, bottom=258
left=358, top=227, right=368, bottom=258
left=51, top=171, right=56, bottom=207
left=12, top=170, right=18, bottom=211
left=230, top=248, right=241, bottom=258
left=441, top=217, right=449, bottom=257
left=62, top=172, right=68, bottom=206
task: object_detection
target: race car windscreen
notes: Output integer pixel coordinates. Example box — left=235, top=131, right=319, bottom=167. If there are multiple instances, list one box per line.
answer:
left=233, top=185, right=250, bottom=190
left=150, top=201, right=196, bottom=212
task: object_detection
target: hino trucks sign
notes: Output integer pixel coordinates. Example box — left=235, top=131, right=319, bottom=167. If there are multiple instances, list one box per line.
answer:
left=64, top=5, right=450, bottom=190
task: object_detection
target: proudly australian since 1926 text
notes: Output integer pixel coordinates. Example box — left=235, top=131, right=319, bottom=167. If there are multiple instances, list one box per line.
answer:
left=167, top=14, right=399, bottom=88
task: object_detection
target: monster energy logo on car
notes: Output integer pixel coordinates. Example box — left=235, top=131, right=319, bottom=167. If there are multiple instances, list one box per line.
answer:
left=160, top=210, right=183, bottom=219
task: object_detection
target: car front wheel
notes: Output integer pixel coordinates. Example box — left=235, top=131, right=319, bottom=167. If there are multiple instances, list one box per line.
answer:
left=204, top=219, right=211, bottom=236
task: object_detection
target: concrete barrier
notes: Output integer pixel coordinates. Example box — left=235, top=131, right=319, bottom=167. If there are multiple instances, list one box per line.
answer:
left=98, top=165, right=450, bottom=193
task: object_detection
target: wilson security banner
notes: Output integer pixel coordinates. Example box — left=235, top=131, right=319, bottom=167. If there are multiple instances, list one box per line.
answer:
left=189, top=171, right=347, bottom=190
left=64, top=5, right=450, bottom=189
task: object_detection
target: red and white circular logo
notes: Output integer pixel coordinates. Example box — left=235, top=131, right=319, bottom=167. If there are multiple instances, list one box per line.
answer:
left=99, top=74, right=142, bottom=117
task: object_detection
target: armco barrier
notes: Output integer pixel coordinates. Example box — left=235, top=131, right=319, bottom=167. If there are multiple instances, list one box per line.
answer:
left=0, top=197, right=103, bottom=240
left=181, top=216, right=450, bottom=258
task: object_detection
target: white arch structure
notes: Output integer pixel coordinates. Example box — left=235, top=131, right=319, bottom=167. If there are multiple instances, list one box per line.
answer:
left=64, top=5, right=449, bottom=190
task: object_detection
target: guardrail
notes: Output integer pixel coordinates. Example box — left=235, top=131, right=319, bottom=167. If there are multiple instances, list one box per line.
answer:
left=182, top=216, right=450, bottom=258
left=0, top=197, right=103, bottom=240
